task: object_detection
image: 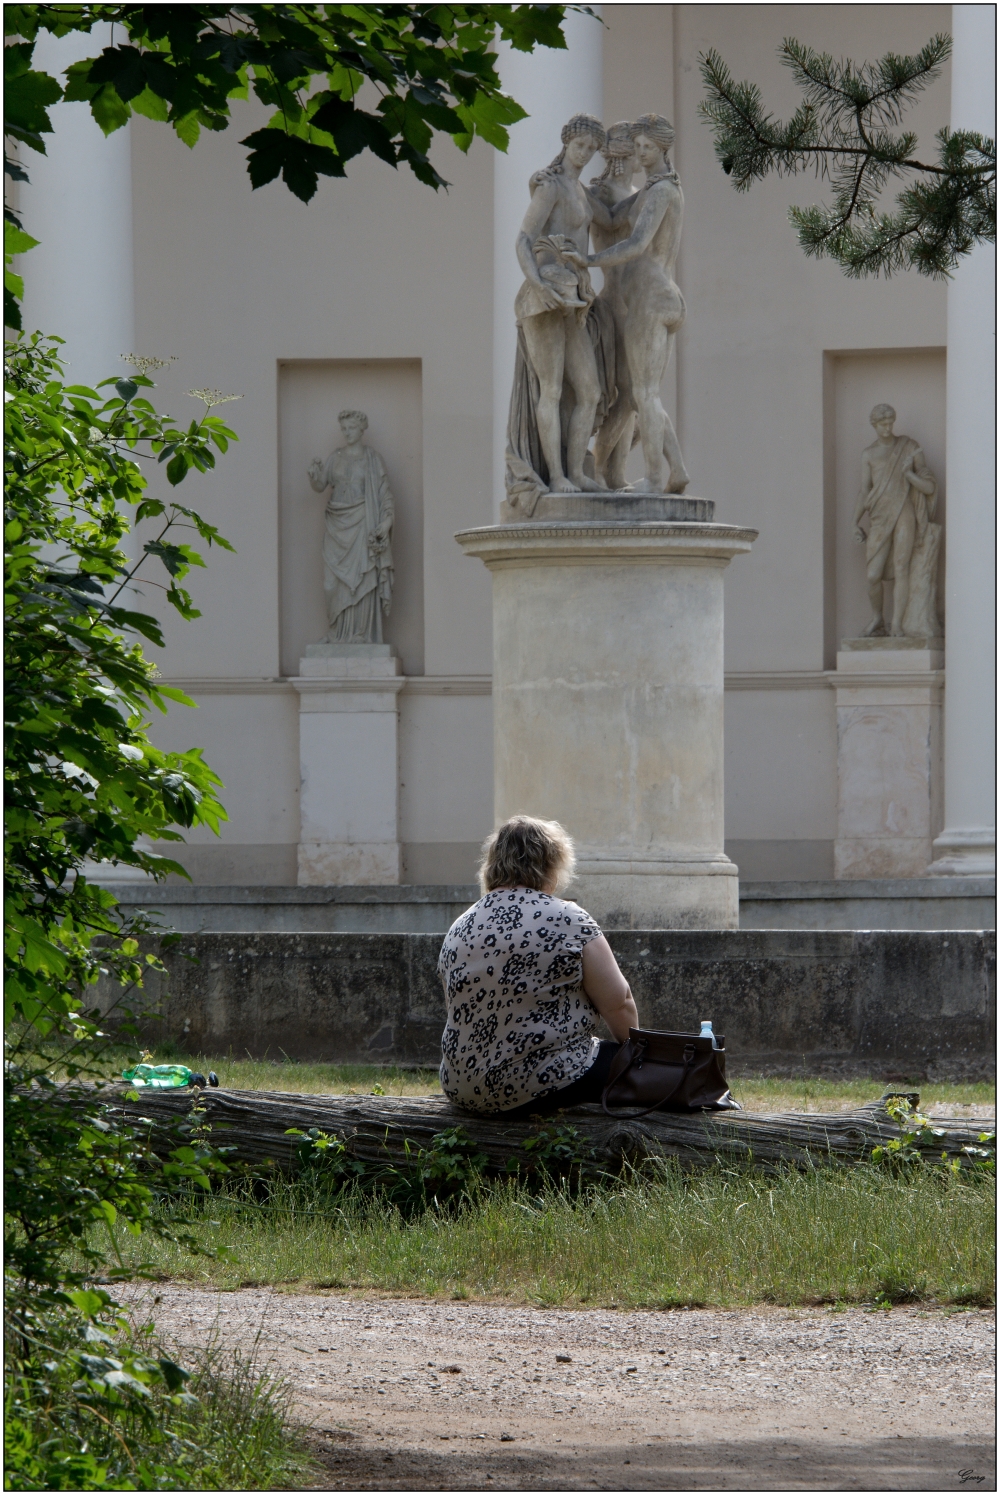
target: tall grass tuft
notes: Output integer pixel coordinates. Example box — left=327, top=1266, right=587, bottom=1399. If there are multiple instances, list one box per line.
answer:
left=4, top=1302, right=308, bottom=1491
left=105, top=1162, right=994, bottom=1309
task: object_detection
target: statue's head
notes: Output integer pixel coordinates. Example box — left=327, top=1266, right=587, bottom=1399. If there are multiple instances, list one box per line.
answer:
left=631, top=113, right=674, bottom=171
left=338, top=409, right=368, bottom=441
left=869, top=403, right=896, bottom=437
left=592, top=120, right=637, bottom=183
left=546, top=114, right=605, bottom=174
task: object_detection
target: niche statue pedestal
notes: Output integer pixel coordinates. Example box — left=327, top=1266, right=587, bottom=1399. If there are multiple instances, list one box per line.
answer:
left=292, top=643, right=404, bottom=885
left=456, top=496, right=757, bottom=929
left=834, top=637, right=944, bottom=879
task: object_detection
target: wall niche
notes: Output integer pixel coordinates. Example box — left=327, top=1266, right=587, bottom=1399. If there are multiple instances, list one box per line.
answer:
left=823, top=347, right=946, bottom=665
left=278, top=359, right=424, bottom=676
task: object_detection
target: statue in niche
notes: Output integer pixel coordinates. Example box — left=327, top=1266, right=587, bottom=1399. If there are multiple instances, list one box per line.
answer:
left=853, top=403, right=941, bottom=639
left=586, top=113, right=690, bottom=494
left=587, top=121, right=640, bottom=490
left=307, top=410, right=394, bottom=645
left=505, top=114, right=609, bottom=510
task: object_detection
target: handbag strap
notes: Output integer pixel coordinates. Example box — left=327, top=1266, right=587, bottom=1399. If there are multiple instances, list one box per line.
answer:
left=601, top=1041, right=697, bottom=1119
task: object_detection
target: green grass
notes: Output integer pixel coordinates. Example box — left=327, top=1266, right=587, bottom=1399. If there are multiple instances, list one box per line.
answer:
left=131, top=1051, right=996, bottom=1114
left=4, top=1307, right=308, bottom=1491
left=101, top=1163, right=994, bottom=1310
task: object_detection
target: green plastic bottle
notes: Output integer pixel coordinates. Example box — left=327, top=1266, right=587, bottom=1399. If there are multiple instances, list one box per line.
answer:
left=122, top=1063, right=199, bottom=1088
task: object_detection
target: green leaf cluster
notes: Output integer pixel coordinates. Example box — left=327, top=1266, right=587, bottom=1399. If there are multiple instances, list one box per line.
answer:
left=4, top=331, right=244, bottom=1483
left=5, top=1284, right=302, bottom=1490
left=286, top=1122, right=488, bottom=1213
left=698, top=34, right=996, bottom=278
left=872, top=1096, right=996, bottom=1173
left=5, top=331, right=239, bottom=1291
left=5, top=4, right=580, bottom=204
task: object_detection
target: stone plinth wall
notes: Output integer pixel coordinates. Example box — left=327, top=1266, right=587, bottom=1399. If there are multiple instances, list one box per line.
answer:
left=101, top=878, right=996, bottom=934
left=98, top=930, right=996, bottom=1080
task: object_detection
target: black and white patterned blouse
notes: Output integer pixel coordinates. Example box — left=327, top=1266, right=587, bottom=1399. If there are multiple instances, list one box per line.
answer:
left=438, top=887, right=602, bottom=1114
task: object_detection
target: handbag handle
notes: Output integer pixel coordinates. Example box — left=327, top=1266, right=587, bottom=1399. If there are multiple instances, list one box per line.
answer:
left=601, top=1041, right=696, bottom=1119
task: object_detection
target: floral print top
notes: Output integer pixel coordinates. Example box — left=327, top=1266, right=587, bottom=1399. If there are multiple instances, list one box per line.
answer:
left=438, top=887, right=602, bottom=1114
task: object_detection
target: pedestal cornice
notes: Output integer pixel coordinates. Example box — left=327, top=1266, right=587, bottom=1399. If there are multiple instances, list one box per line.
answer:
left=455, top=521, right=758, bottom=569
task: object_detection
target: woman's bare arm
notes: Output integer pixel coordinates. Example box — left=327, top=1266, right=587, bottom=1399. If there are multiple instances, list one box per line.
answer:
left=582, top=935, right=638, bottom=1043
left=515, top=178, right=566, bottom=310
left=589, top=181, right=667, bottom=269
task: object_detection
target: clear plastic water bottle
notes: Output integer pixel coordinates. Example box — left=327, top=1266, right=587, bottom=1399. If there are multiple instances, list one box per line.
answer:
left=699, top=1020, right=720, bottom=1050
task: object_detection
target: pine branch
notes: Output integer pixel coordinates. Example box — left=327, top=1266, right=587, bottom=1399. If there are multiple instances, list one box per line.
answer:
left=698, top=35, right=996, bottom=278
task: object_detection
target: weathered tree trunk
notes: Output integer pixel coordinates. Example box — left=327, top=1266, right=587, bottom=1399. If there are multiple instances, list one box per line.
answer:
left=100, top=1086, right=992, bottom=1176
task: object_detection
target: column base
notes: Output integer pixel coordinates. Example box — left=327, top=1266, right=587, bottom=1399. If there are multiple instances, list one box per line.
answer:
left=572, top=856, right=739, bottom=930
left=927, top=830, right=996, bottom=877
left=298, top=841, right=402, bottom=886
left=835, top=836, right=934, bottom=879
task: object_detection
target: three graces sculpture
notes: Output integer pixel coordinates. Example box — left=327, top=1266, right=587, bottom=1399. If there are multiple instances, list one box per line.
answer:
left=506, top=112, right=689, bottom=512
left=308, top=409, right=394, bottom=645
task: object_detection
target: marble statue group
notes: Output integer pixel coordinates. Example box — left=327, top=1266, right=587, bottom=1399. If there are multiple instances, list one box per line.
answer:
left=506, top=112, right=690, bottom=512
left=854, top=403, right=941, bottom=639
left=308, top=410, right=395, bottom=645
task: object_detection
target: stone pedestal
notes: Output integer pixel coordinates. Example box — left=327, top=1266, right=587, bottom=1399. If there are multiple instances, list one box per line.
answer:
left=834, top=638, right=944, bottom=879
left=292, top=644, right=404, bottom=885
left=455, top=502, right=757, bottom=929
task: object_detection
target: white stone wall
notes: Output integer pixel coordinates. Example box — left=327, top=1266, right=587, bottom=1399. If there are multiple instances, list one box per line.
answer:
left=22, top=4, right=982, bottom=888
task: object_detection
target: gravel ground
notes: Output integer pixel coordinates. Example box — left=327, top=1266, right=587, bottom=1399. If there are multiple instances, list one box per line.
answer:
left=124, top=1286, right=995, bottom=1491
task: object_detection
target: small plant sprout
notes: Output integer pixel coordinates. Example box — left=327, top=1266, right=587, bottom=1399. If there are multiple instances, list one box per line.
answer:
left=187, top=388, right=243, bottom=411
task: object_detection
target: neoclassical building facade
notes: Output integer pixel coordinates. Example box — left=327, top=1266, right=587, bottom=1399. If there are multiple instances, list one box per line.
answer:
left=20, top=4, right=996, bottom=909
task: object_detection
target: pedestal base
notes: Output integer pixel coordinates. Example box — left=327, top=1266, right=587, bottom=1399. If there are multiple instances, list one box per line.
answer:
left=500, top=490, right=715, bottom=525
left=456, top=513, right=756, bottom=931
left=293, top=647, right=403, bottom=888
left=834, top=641, right=943, bottom=879
left=297, top=840, right=402, bottom=885
left=572, top=857, right=739, bottom=930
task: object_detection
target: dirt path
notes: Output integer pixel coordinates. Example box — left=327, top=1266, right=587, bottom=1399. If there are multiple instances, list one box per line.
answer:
left=125, top=1287, right=995, bottom=1491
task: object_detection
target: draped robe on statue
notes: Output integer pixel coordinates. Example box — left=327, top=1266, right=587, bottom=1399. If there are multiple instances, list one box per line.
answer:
left=504, top=172, right=617, bottom=514
left=863, top=434, right=941, bottom=637
left=318, top=446, right=394, bottom=644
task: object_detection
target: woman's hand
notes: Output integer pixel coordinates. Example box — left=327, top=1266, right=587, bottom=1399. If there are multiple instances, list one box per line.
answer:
left=535, top=282, right=567, bottom=312
left=582, top=935, right=638, bottom=1044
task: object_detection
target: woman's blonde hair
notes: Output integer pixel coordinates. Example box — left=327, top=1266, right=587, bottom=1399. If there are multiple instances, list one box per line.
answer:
left=478, top=815, right=576, bottom=896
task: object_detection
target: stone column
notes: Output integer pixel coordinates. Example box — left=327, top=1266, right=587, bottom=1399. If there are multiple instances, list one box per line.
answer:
left=492, top=8, right=604, bottom=517
left=293, top=647, right=404, bottom=885
left=22, top=29, right=141, bottom=883
left=929, top=3, right=997, bottom=875
left=456, top=502, right=756, bottom=928
left=19, top=26, right=134, bottom=384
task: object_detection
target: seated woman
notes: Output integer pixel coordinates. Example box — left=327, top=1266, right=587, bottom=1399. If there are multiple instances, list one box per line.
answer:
left=438, top=815, right=638, bottom=1117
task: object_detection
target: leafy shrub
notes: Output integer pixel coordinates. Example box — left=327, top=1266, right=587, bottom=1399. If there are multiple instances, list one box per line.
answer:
left=5, top=1287, right=303, bottom=1491
left=873, top=1096, right=996, bottom=1173
left=4, top=330, right=243, bottom=1488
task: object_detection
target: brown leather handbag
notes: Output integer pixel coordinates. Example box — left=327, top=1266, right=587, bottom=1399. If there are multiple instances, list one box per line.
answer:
left=601, top=1028, right=741, bottom=1116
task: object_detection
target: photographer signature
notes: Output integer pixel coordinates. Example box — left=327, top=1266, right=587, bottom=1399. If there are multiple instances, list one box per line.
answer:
left=958, top=1471, right=985, bottom=1485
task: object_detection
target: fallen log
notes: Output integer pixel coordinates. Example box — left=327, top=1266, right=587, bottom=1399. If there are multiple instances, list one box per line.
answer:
left=102, top=1086, right=995, bottom=1176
